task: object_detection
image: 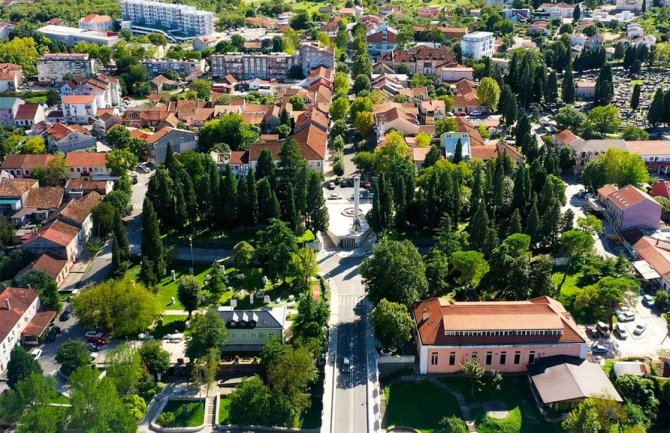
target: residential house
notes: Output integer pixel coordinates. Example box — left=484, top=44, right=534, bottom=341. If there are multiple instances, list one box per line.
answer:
left=22, top=219, right=81, bottom=266
left=631, top=236, right=670, bottom=292
left=367, top=23, right=398, bottom=57
left=0, top=178, right=38, bottom=217
left=62, top=94, right=98, bottom=124
left=0, top=63, right=22, bottom=92
left=414, top=26, right=469, bottom=41
left=375, top=106, right=420, bottom=138
left=55, top=191, right=102, bottom=245
left=92, top=109, right=122, bottom=137
left=65, top=152, right=111, bottom=180
left=413, top=296, right=586, bottom=374
left=145, top=127, right=198, bottom=164
left=14, top=103, right=45, bottom=128
left=0, top=287, right=55, bottom=373
left=215, top=306, right=287, bottom=351
left=298, top=42, right=336, bottom=76
left=418, top=100, right=446, bottom=124
left=15, top=253, right=69, bottom=286
left=193, top=35, right=218, bottom=51
left=78, top=14, right=115, bottom=31
left=21, top=187, right=65, bottom=223
left=417, top=6, right=442, bottom=17
left=461, top=31, right=495, bottom=60
left=0, top=154, right=54, bottom=178
left=141, top=59, right=207, bottom=78
left=598, top=184, right=662, bottom=231
left=616, top=0, right=650, bottom=11
left=452, top=79, right=487, bottom=114
left=37, top=53, right=98, bottom=83
left=64, top=179, right=112, bottom=198
left=0, top=97, right=24, bottom=126
left=625, top=140, right=670, bottom=174
left=377, top=46, right=456, bottom=75
left=539, top=2, right=578, bottom=19
left=528, top=20, right=551, bottom=36
left=558, top=134, right=627, bottom=174
left=438, top=65, right=474, bottom=83
left=62, top=74, right=121, bottom=108
left=121, top=106, right=176, bottom=130
left=210, top=150, right=250, bottom=177
left=42, top=122, right=96, bottom=153
left=574, top=79, right=596, bottom=100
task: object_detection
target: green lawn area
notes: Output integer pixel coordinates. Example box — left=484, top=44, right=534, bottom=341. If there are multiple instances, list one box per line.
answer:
left=384, top=380, right=463, bottom=433
left=127, top=262, right=210, bottom=311
left=159, top=400, right=205, bottom=428
left=552, top=268, right=601, bottom=324
left=25, top=96, right=47, bottom=104
left=217, top=397, right=230, bottom=424
left=152, top=314, right=188, bottom=338
left=439, top=377, right=564, bottom=433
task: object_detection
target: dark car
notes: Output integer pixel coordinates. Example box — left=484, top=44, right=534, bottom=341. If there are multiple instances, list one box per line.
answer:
left=585, top=325, right=598, bottom=339
left=589, top=344, right=609, bottom=355
left=46, top=325, right=62, bottom=342
left=341, top=357, right=351, bottom=373
left=87, top=335, right=107, bottom=345
left=59, top=305, right=72, bottom=322
left=85, top=342, right=100, bottom=352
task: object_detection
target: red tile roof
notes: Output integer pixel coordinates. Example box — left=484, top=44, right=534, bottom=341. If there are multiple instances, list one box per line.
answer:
left=294, top=124, right=327, bottom=160
left=634, top=236, right=670, bottom=279
left=605, top=185, right=656, bottom=211
left=59, top=191, right=102, bottom=225
left=0, top=287, right=38, bottom=344
left=22, top=253, right=68, bottom=279
left=62, top=94, right=96, bottom=104
left=556, top=129, right=582, bottom=146
left=1, top=154, right=54, bottom=170
left=24, top=187, right=64, bottom=209
left=23, top=309, right=56, bottom=337
left=65, top=152, right=107, bottom=167
left=0, top=178, right=38, bottom=197
left=14, top=103, right=40, bottom=120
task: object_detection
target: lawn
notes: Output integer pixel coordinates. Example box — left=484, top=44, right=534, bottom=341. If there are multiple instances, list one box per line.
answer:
left=438, top=377, right=565, bottom=433
left=552, top=269, right=598, bottom=324
left=127, top=262, right=210, bottom=311
left=384, top=380, right=463, bottom=433
left=158, top=400, right=205, bottom=428
left=25, top=96, right=47, bottom=104
left=217, top=397, right=230, bottom=424
left=152, top=314, right=188, bottom=338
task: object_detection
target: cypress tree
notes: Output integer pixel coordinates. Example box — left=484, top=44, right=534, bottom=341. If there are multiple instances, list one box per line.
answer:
left=663, top=91, right=670, bottom=126
left=593, top=64, right=613, bottom=106
left=178, top=168, right=197, bottom=223
left=423, top=145, right=442, bottom=168
left=283, top=183, right=299, bottom=232
left=393, top=175, right=407, bottom=229
left=451, top=177, right=461, bottom=226
left=561, top=63, right=575, bottom=104
left=256, top=149, right=274, bottom=180
left=573, top=4, right=581, bottom=21
left=508, top=208, right=523, bottom=236
left=648, top=89, right=665, bottom=126
left=247, top=169, right=259, bottom=226
left=208, top=163, right=220, bottom=221
left=141, top=199, right=164, bottom=279
left=453, top=138, right=463, bottom=163
left=526, top=197, right=540, bottom=247
left=483, top=225, right=499, bottom=258
left=630, top=83, right=641, bottom=110
left=469, top=201, right=489, bottom=251
left=220, top=165, right=238, bottom=230
left=236, top=175, right=248, bottom=227
left=174, top=181, right=188, bottom=226
left=163, top=143, right=176, bottom=173
left=306, top=171, right=328, bottom=233
left=500, top=85, right=517, bottom=127
left=540, top=198, right=562, bottom=247
left=378, top=172, right=394, bottom=233
left=258, top=178, right=280, bottom=222
left=532, top=67, right=546, bottom=104
left=111, top=236, right=123, bottom=277
left=112, top=210, right=130, bottom=261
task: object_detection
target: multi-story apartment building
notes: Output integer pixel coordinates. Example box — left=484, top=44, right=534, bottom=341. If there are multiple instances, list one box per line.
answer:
left=61, top=74, right=121, bottom=108
left=37, top=53, right=98, bottom=83
left=461, top=31, right=495, bottom=60
left=210, top=53, right=297, bottom=80
left=78, top=14, right=115, bottom=31
left=37, top=25, right=119, bottom=47
left=298, top=42, right=335, bottom=75
left=62, top=94, right=98, bottom=124
left=367, top=22, right=398, bottom=57
left=120, top=0, right=214, bottom=38
left=141, top=59, right=206, bottom=77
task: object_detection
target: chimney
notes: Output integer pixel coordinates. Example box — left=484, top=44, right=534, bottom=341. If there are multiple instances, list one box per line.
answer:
left=5, top=298, right=10, bottom=310
left=422, top=307, right=430, bottom=322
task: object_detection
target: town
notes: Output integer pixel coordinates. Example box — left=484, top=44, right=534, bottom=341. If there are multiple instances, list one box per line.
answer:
left=0, top=0, right=669, bottom=432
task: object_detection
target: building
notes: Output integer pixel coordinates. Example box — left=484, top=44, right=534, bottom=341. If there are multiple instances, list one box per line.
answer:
left=0, top=287, right=55, bottom=374
left=62, top=94, right=98, bottom=124
left=37, top=25, right=120, bottom=47
left=63, top=74, right=121, bottom=109
left=120, top=0, right=215, bottom=39
left=0, top=97, right=24, bottom=126
left=211, top=52, right=297, bottom=80
left=598, top=184, right=662, bottom=231
left=78, top=14, right=115, bottom=32
left=616, top=0, right=650, bottom=11
left=438, top=65, right=474, bottom=83
left=298, top=42, right=336, bottom=75
left=367, top=23, right=398, bottom=57
left=574, top=79, right=596, bottom=100
left=14, top=103, right=45, bottom=128
left=37, top=53, right=98, bottom=84
left=141, top=59, right=206, bottom=78
left=65, top=152, right=110, bottom=180
left=15, top=253, right=69, bottom=287
left=144, top=127, right=198, bottom=163
left=0, top=178, right=38, bottom=217
left=193, top=35, right=218, bottom=51
left=43, top=122, right=96, bottom=153
left=0, top=63, right=23, bottom=92
left=377, top=46, right=456, bottom=75
left=0, top=154, right=54, bottom=178
left=215, top=306, right=286, bottom=352
left=539, top=2, right=578, bottom=19
left=461, top=31, right=495, bottom=60
left=413, top=296, right=586, bottom=374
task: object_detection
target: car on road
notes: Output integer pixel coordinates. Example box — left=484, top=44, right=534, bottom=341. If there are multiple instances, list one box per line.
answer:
left=588, top=344, right=609, bottom=355
left=326, top=182, right=336, bottom=190
left=59, top=305, right=72, bottom=322
left=633, top=323, right=647, bottom=336
left=29, top=348, right=43, bottom=360
left=596, top=321, right=611, bottom=338
left=87, top=335, right=107, bottom=345
left=46, top=325, right=61, bottom=342
left=469, top=110, right=482, bottom=117
left=642, top=295, right=655, bottom=307
left=617, top=310, right=635, bottom=322
left=341, top=357, right=351, bottom=373
left=85, top=342, right=100, bottom=352
left=328, top=193, right=341, bottom=200
left=614, top=323, right=628, bottom=339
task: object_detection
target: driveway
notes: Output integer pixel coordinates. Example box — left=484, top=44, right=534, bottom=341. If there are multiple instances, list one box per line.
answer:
left=563, top=180, right=615, bottom=259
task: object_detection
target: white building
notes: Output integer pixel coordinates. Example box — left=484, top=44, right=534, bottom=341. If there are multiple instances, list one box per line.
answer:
left=0, top=287, right=44, bottom=374
left=461, top=31, right=495, bottom=60
left=298, top=42, right=336, bottom=75
left=37, top=53, right=98, bottom=84
left=37, top=25, right=120, bottom=47
left=367, top=23, right=398, bottom=57
left=61, top=74, right=121, bottom=108
left=616, top=0, right=650, bottom=11
left=120, top=0, right=215, bottom=39
left=62, top=94, right=98, bottom=124
left=539, top=2, right=578, bottom=19
left=78, top=14, right=115, bottom=32
left=141, top=59, right=207, bottom=77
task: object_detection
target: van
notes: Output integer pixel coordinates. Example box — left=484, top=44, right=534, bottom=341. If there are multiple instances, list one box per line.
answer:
left=596, top=321, right=610, bottom=338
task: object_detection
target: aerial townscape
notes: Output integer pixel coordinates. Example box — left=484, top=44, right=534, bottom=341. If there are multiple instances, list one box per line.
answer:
left=2, top=0, right=670, bottom=432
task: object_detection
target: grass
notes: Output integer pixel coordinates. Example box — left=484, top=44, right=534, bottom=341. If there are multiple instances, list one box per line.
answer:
left=552, top=268, right=599, bottom=324
left=25, top=96, right=47, bottom=104
left=384, top=380, right=463, bottom=433
left=127, top=263, right=210, bottom=311
left=217, top=397, right=230, bottom=424
left=159, top=400, right=205, bottom=428
left=152, top=314, right=188, bottom=338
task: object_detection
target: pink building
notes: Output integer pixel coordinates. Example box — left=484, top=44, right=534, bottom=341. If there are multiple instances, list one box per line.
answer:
left=413, top=296, right=586, bottom=374
left=597, top=184, right=662, bottom=231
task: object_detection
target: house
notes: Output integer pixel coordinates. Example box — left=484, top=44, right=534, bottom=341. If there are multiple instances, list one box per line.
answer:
left=377, top=46, right=456, bottom=75
left=367, top=23, right=398, bottom=57
left=210, top=150, right=250, bottom=177
left=559, top=136, right=627, bottom=174
left=22, top=220, right=81, bottom=265
left=14, top=103, right=45, bottom=128
left=574, top=79, right=596, bottom=100
left=0, top=154, right=54, bottom=178
left=612, top=361, right=648, bottom=379
left=62, top=94, right=98, bottom=124
left=375, top=106, right=420, bottom=138
left=21, top=187, right=65, bottom=222
left=141, top=59, right=207, bottom=78
left=215, top=306, right=287, bottom=352
left=64, top=179, right=112, bottom=198
left=193, top=35, right=218, bottom=51
left=55, top=191, right=102, bottom=244
left=539, top=2, right=578, bottom=19
left=413, top=296, right=586, bottom=374
left=145, top=127, right=198, bottom=164
left=625, top=140, right=670, bottom=175
left=78, top=14, right=115, bottom=31
left=15, top=253, right=69, bottom=286
left=43, top=123, right=96, bottom=153
left=65, top=152, right=111, bottom=180
left=650, top=181, right=670, bottom=199
left=418, top=100, right=446, bottom=124
left=529, top=356, right=621, bottom=413
left=294, top=124, right=328, bottom=172
left=453, top=79, right=487, bottom=114
left=0, top=287, right=55, bottom=373
left=616, top=0, right=650, bottom=11
left=0, top=178, right=38, bottom=217
left=62, top=74, right=121, bottom=109
left=598, top=184, right=662, bottom=231
left=529, top=20, right=551, bottom=36
left=631, top=235, right=670, bottom=292
left=461, top=32, right=495, bottom=60
left=438, top=65, right=474, bottom=83
left=0, top=97, right=23, bottom=126
left=0, top=63, right=22, bottom=92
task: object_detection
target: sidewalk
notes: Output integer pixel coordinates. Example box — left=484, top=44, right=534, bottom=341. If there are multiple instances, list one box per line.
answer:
left=320, top=278, right=339, bottom=433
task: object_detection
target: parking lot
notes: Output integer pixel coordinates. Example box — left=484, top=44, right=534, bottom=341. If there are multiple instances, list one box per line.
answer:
left=323, top=177, right=374, bottom=204
left=582, top=294, right=670, bottom=361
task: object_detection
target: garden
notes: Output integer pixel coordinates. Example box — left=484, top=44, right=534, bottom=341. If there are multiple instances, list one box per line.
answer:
left=156, top=400, right=206, bottom=428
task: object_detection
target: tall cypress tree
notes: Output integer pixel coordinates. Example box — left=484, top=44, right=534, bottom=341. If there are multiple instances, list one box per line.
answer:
left=378, top=172, right=394, bottom=233
left=451, top=177, right=461, bottom=226
left=141, top=199, right=164, bottom=280
left=220, top=165, right=238, bottom=230
left=207, top=163, right=220, bottom=222
left=163, top=143, right=176, bottom=173
left=631, top=83, right=641, bottom=110
left=500, top=84, right=517, bottom=126
left=179, top=168, right=197, bottom=224
left=546, top=71, right=558, bottom=104
left=258, top=177, right=280, bottom=222
left=526, top=197, right=540, bottom=247
left=393, top=175, right=407, bottom=229
left=306, top=171, right=328, bottom=233
left=111, top=236, right=123, bottom=277
left=283, top=183, right=299, bottom=232
left=247, top=169, right=259, bottom=226
left=648, top=89, right=665, bottom=126
left=469, top=202, right=489, bottom=251
left=593, top=64, right=613, bottom=106
left=453, top=138, right=463, bottom=163
left=112, top=210, right=130, bottom=261
left=562, top=63, right=575, bottom=104
left=174, top=181, right=188, bottom=226
left=508, top=208, right=523, bottom=236
left=236, top=175, right=248, bottom=227
left=256, top=149, right=274, bottom=180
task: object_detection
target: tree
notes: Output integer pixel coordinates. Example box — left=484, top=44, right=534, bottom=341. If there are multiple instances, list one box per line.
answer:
left=56, top=340, right=91, bottom=376
left=0, top=372, right=59, bottom=422
left=371, top=299, right=413, bottom=350
left=586, top=105, right=621, bottom=136
left=354, top=111, right=375, bottom=137
left=577, top=215, right=603, bottom=234
left=573, top=4, right=581, bottom=21
left=198, top=114, right=259, bottom=152
left=330, top=97, right=350, bottom=121
left=306, top=171, right=328, bottom=233
left=436, top=118, right=458, bottom=135
left=461, top=358, right=486, bottom=395
left=450, top=250, right=490, bottom=288
left=113, top=210, right=130, bottom=261
left=255, top=219, right=298, bottom=280
left=440, top=416, right=468, bottom=433
left=289, top=247, right=318, bottom=292
left=16, top=270, right=59, bottom=311
left=185, top=310, right=227, bottom=360
left=72, top=275, right=160, bottom=336
left=141, top=199, right=164, bottom=282
left=32, top=154, right=68, bottom=187
left=106, top=149, right=138, bottom=177
left=557, top=230, right=594, bottom=291
left=178, top=275, right=200, bottom=319
left=648, top=89, right=665, bottom=126
left=234, top=241, right=255, bottom=268
left=22, top=136, right=45, bottom=154
left=107, top=126, right=132, bottom=149
left=615, top=374, right=659, bottom=425
left=556, top=105, right=586, bottom=131
left=575, top=276, right=638, bottom=329
left=333, top=71, right=350, bottom=96
left=92, top=202, right=117, bottom=238
left=7, top=345, right=42, bottom=389
left=581, top=148, right=650, bottom=190
left=106, top=344, right=143, bottom=396
left=256, top=149, right=274, bottom=180
left=258, top=178, right=281, bottom=222
left=266, top=346, right=318, bottom=415
left=477, top=77, right=501, bottom=111
left=190, top=79, right=212, bottom=100
left=292, top=295, right=329, bottom=344
left=228, top=376, right=294, bottom=427
left=621, top=125, right=649, bottom=140
left=631, top=83, right=641, bottom=110
left=353, top=74, right=371, bottom=93
left=562, top=63, right=575, bottom=103
left=562, top=398, right=629, bottom=433
left=139, top=340, right=171, bottom=380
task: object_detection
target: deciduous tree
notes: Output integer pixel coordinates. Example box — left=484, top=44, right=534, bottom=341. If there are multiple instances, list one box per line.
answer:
left=371, top=299, right=413, bottom=350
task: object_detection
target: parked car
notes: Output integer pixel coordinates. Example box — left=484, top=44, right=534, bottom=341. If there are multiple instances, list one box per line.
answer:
left=361, top=181, right=372, bottom=189
left=633, top=323, right=647, bottom=336
left=46, top=325, right=61, bottom=342
left=326, top=181, right=336, bottom=190
left=469, top=110, right=482, bottom=117
left=328, top=193, right=341, bottom=200
left=596, top=321, right=611, bottom=338
left=341, top=357, right=351, bottom=373
left=617, top=310, right=635, bottom=322
left=85, top=342, right=100, bottom=352
left=29, top=348, right=42, bottom=360
left=59, top=305, right=72, bottom=322
left=589, top=344, right=609, bottom=355
left=585, top=325, right=598, bottom=339
left=614, top=323, right=628, bottom=340
left=84, top=331, right=103, bottom=338
left=642, top=295, right=655, bottom=307
left=87, top=335, right=107, bottom=345
left=334, top=177, right=341, bottom=185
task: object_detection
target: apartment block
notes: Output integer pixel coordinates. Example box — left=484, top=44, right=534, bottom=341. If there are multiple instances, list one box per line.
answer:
left=37, top=53, right=98, bottom=84
left=141, top=59, right=207, bottom=77
left=210, top=53, right=297, bottom=80
left=298, top=42, right=335, bottom=75
left=121, top=0, right=214, bottom=38
left=37, top=25, right=119, bottom=47
left=461, top=31, right=495, bottom=60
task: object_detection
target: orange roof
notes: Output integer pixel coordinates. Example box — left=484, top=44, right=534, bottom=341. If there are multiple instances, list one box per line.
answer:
left=456, top=116, right=485, bottom=147
left=625, top=140, right=670, bottom=156
left=23, top=310, right=56, bottom=338
left=634, top=236, right=670, bottom=279
left=80, top=13, right=113, bottom=23
left=294, top=124, right=327, bottom=160
left=59, top=191, right=102, bottom=225
left=1, top=154, right=54, bottom=170
left=0, top=287, right=38, bottom=343
left=22, top=253, right=67, bottom=279
left=605, top=185, right=657, bottom=211
left=65, top=152, right=107, bottom=167
left=556, top=129, right=582, bottom=146
left=25, top=220, right=79, bottom=247
left=62, top=94, right=96, bottom=104
left=598, top=184, right=617, bottom=198
left=24, top=187, right=64, bottom=209
left=14, top=103, right=40, bottom=120
left=0, top=178, right=37, bottom=197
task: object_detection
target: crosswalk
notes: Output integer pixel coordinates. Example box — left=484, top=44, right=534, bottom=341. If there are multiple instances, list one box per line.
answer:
left=339, top=295, right=365, bottom=307
left=132, top=203, right=142, bottom=210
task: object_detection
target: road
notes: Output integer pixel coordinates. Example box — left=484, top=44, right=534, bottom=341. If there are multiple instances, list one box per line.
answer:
left=319, top=238, right=372, bottom=433
left=563, top=180, right=615, bottom=259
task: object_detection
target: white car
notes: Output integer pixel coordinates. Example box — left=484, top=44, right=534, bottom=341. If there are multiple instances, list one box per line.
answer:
left=29, top=348, right=42, bottom=360
left=469, top=110, right=482, bottom=117
left=633, top=323, right=647, bottom=336
left=617, top=311, right=635, bottom=322
left=162, top=333, right=184, bottom=342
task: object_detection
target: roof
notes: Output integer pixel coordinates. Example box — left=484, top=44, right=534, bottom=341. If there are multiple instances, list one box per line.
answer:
left=14, top=103, right=40, bottom=120
left=80, top=13, right=114, bottom=23
left=412, top=147, right=431, bottom=163
left=530, top=357, right=621, bottom=404
left=216, top=307, right=286, bottom=329
left=605, top=185, right=658, bottom=211
left=294, top=124, right=328, bottom=160
left=65, top=152, right=107, bottom=167
left=26, top=220, right=80, bottom=247
left=0, top=287, right=38, bottom=344
left=633, top=236, right=670, bottom=280
left=0, top=178, right=38, bottom=197
left=597, top=184, right=617, bottom=197
left=24, top=187, right=64, bottom=209
left=62, top=94, right=97, bottom=104
left=0, top=97, right=19, bottom=110
left=625, top=140, right=670, bottom=156
left=18, top=253, right=68, bottom=280
left=556, top=129, right=582, bottom=146
left=1, top=154, right=54, bottom=170
left=379, top=46, right=455, bottom=64
left=58, top=191, right=102, bottom=225
left=22, top=310, right=56, bottom=337
left=613, top=361, right=648, bottom=378
left=46, top=123, right=91, bottom=141
left=413, top=296, right=585, bottom=346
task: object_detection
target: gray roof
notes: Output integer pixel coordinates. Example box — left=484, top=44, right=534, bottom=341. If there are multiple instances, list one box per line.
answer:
left=530, top=359, right=622, bottom=404
left=215, top=307, right=286, bottom=330
left=571, top=139, right=627, bottom=154
left=613, top=361, right=647, bottom=379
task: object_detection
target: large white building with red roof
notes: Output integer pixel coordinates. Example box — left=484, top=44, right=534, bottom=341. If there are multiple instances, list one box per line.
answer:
left=413, top=296, right=586, bottom=374
left=597, top=184, right=662, bottom=231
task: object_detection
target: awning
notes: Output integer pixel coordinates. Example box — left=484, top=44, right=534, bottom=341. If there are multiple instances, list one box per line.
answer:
left=0, top=198, right=19, bottom=205
left=633, top=260, right=661, bottom=280
left=588, top=198, right=605, bottom=212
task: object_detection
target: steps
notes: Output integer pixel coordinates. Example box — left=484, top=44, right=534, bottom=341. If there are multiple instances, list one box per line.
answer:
left=207, top=398, right=216, bottom=426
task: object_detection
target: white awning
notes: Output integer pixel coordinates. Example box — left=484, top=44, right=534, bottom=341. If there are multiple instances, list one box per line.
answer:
left=588, top=197, right=605, bottom=212
left=633, top=260, right=661, bottom=280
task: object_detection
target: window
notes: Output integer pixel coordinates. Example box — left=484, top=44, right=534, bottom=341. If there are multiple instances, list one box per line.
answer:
left=431, top=352, right=438, bottom=365
left=528, top=351, right=535, bottom=364
left=471, top=352, right=478, bottom=360
left=500, top=352, right=506, bottom=365
left=449, top=352, right=456, bottom=365
left=514, top=351, right=521, bottom=364
left=485, top=352, right=492, bottom=365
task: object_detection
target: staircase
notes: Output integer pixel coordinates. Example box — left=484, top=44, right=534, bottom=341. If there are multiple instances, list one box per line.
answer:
left=207, top=397, right=216, bottom=427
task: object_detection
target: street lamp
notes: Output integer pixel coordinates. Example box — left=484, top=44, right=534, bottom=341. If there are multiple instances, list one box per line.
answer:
left=189, top=236, right=194, bottom=275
